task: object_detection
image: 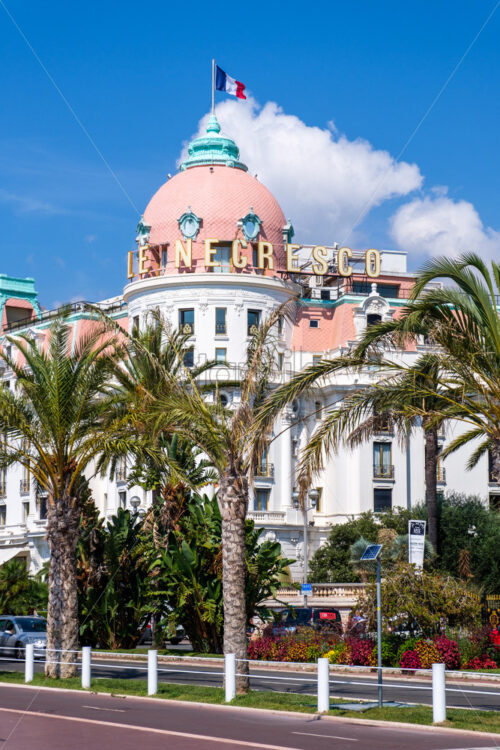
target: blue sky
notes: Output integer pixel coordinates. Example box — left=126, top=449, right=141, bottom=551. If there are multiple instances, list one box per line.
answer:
left=1, top=0, right=499, bottom=309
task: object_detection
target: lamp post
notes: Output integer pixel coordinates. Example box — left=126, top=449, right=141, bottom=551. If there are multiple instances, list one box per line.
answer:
left=292, top=488, right=319, bottom=606
left=359, top=543, right=384, bottom=708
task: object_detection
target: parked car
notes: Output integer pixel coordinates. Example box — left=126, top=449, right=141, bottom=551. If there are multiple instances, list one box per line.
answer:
left=270, top=607, right=343, bottom=636
left=0, top=615, right=47, bottom=660
left=138, top=616, right=186, bottom=646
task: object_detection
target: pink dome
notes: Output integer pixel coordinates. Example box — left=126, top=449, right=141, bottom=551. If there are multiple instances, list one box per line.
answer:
left=142, top=165, right=287, bottom=274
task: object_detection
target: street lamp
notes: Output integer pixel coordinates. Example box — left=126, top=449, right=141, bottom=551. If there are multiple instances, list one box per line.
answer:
left=360, top=543, right=384, bottom=708
left=292, top=488, right=319, bottom=605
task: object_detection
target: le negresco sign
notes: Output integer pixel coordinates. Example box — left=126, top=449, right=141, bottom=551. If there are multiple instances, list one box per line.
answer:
left=127, top=241, right=381, bottom=279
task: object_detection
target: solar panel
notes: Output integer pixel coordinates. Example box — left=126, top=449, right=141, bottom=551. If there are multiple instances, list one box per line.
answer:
left=360, top=544, right=383, bottom=561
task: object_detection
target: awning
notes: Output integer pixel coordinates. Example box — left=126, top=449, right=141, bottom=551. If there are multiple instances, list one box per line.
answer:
left=0, top=547, right=24, bottom=566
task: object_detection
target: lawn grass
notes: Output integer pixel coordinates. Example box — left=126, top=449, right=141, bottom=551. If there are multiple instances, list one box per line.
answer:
left=93, top=648, right=222, bottom=658
left=0, top=670, right=499, bottom=734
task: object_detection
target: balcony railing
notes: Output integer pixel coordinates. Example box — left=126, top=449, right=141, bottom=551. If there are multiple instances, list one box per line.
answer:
left=255, top=463, right=274, bottom=478
left=247, top=510, right=285, bottom=523
left=215, top=323, right=227, bottom=335
left=115, top=469, right=128, bottom=482
left=20, top=480, right=30, bottom=495
left=437, top=466, right=446, bottom=482
left=0, top=483, right=5, bottom=498
left=373, top=464, right=394, bottom=479
left=179, top=322, right=194, bottom=335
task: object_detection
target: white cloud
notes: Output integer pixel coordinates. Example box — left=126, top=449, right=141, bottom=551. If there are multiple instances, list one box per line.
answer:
left=0, top=188, right=63, bottom=215
left=390, top=190, right=500, bottom=261
left=180, top=99, right=422, bottom=245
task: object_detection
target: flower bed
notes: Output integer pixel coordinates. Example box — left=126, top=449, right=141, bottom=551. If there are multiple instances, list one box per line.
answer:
left=248, top=627, right=500, bottom=670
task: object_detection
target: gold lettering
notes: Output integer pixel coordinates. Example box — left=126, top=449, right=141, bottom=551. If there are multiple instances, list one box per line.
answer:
left=337, top=247, right=353, bottom=277
left=231, top=239, right=247, bottom=269
left=365, top=248, right=381, bottom=278
left=138, top=246, right=148, bottom=275
left=286, top=244, right=301, bottom=272
left=257, top=241, right=274, bottom=270
left=205, top=238, right=220, bottom=268
left=311, top=246, right=328, bottom=276
left=127, top=251, right=135, bottom=279
left=175, top=238, right=192, bottom=268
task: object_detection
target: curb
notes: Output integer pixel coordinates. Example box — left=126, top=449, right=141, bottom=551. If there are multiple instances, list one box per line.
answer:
left=0, top=680, right=499, bottom=740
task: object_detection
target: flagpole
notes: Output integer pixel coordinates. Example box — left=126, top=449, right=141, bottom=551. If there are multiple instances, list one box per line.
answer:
left=211, top=59, right=215, bottom=114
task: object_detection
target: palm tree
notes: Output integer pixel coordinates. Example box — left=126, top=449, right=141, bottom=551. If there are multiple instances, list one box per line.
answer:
left=289, top=354, right=447, bottom=550
left=389, top=253, right=500, bottom=484
left=258, top=254, right=500, bottom=551
left=146, top=303, right=294, bottom=693
left=0, top=317, right=130, bottom=677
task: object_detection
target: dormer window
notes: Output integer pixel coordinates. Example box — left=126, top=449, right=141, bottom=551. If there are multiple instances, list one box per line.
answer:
left=136, top=218, right=151, bottom=246
left=239, top=208, right=261, bottom=241
left=367, top=313, right=382, bottom=327
left=178, top=207, right=201, bottom=240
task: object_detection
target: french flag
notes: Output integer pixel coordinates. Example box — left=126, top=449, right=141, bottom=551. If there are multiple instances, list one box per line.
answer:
left=215, top=65, right=246, bottom=100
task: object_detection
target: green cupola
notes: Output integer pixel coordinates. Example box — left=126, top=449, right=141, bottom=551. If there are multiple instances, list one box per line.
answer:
left=180, top=114, right=248, bottom=172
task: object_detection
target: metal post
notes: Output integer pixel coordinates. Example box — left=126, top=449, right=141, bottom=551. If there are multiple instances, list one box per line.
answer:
left=211, top=59, right=215, bottom=114
left=432, top=662, right=446, bottom=723
left=148, top=649, right=158, bottom=696
left=303, top=507, right=308, bottom=607
left=376, top=557, right=383, bottom=708
left=81, top=646, right=91, bottom=689
left=24, top=643, right=34, bottom=683
left=317, top=657, right=330, bottom=712
left=225, top=653, right=236, bottom=702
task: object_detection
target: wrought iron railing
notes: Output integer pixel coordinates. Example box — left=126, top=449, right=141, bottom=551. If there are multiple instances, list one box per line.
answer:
left=373, top=464, right=394, bottom=479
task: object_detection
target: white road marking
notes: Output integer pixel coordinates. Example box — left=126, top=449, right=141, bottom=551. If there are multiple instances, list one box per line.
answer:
left=0, top=708, right=304, bottom=749
left=293, top=731, right=358, bottom=741
left=82, top=705, right=126, bottom=713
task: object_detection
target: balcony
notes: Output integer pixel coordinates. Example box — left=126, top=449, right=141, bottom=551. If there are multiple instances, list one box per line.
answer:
left=373, top=464, right=394, bottom=479
left=20, top=480, right=30, bottom=495
left=437, top=466, right=446, bottom=483
left=247, top=510, right=285, bottom=524
left=255, top=463, right=274, bottom=478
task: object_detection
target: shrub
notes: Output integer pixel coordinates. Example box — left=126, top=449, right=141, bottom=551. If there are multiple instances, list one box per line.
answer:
left=396, top=638, right=418, bottom=665
left=400, top=649, right=422, bottom=670
left=373, top=636, right=399, bottom=667
left=433, top=635, right=461, bottom=670
left=414, top=639, right=442, bottom=669
left=463, top=655, right=498, bottom=670
left=347, top=637, right=375, bottom=666
left=324, top=643, right=348, bottom=664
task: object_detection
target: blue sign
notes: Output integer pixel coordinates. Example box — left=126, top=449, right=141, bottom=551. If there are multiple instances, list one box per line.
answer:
left=301, top=583, right=312, bottom=594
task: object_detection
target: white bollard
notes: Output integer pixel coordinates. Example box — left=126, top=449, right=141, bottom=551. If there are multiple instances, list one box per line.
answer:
left=317, top=657, right=330, bottom=712
left=25, top=643, right=34, bottom=683
left=81, top=646, right=91, bottom=689
left=225, top=653, right=236, bottom=702
left=432, top=662, right=446, bottom=723
left=148, top=649, right=158, bottom=696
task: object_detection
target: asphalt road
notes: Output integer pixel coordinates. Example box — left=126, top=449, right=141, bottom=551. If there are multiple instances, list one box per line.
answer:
left=1, top=656, right=500, bottom=712
left=0, top=683, right=498, bottom=750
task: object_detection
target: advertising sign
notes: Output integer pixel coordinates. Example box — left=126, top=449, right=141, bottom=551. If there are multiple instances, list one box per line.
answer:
left=408, top=520, right=426, bottom=569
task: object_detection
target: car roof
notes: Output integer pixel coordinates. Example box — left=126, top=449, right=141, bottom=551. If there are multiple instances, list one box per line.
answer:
left=0, top=615, right=46, bottom=620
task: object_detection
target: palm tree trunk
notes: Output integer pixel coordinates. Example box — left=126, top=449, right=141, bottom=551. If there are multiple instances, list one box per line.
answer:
left=45, top=492, right=80, bottom=678
left=219, top=470, right=249, bottom=694
left=424, top=427, right=439, bottom=553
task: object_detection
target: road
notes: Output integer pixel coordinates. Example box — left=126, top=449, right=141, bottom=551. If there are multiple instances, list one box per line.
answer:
left=1, top=655, right=500, bottom=712
left=0, top=683, right=498, bottom=750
